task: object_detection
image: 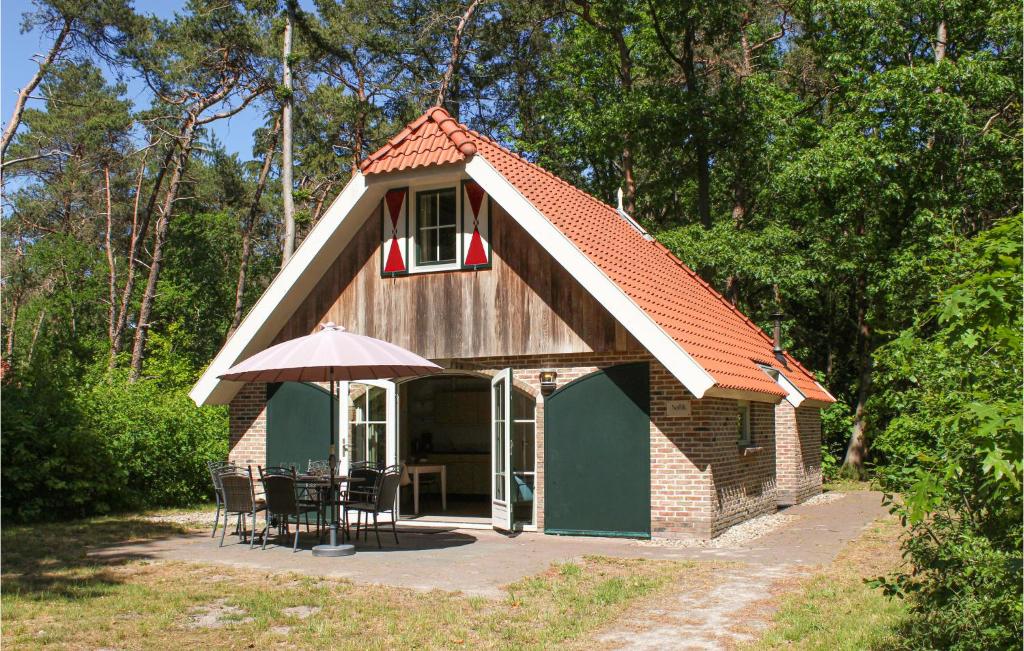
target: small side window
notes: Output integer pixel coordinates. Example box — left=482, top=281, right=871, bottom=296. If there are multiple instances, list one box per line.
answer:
left=737, top=401, right=752, bottom=447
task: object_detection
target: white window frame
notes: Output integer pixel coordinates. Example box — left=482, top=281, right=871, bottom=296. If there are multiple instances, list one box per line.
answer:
left=341, top=380, right=396, bottom=472
left=410, top=183, right=461, bottom=273
left=511, top=388, right=537, bottom=531
left=737, top=400, right=752, bottom=447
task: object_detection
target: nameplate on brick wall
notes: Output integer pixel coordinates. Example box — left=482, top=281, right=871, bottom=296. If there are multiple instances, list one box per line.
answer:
left=665, top=400, right=691, bottom=417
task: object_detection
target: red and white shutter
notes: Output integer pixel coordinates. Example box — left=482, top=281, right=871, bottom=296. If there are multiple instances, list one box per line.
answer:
left=462, top=180, right=491, bottom=268
left=381, top=188, right=409, bottom=275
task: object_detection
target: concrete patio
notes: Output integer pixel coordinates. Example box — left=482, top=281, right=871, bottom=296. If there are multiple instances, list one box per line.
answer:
left=90, top=491, right=887, bottom=598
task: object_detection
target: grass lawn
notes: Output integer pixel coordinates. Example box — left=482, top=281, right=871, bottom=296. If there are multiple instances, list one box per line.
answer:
left=744, top=515, right=910, bottom=650
left=823, top=477, right=875, bottom=492
left=1, top=514, right=709, bottom=649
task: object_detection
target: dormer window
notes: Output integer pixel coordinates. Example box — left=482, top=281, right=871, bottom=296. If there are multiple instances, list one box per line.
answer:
left=415, top=188, right=458, bottom=265
left=380, top=180, right=492, bottom=276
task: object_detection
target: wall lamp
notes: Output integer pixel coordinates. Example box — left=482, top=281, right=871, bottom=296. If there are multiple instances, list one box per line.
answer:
left=539, top=370, right=558, bottom=396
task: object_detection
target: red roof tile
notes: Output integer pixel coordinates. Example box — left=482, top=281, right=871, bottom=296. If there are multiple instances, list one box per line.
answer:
left=359, top=108, right=834, bottom=403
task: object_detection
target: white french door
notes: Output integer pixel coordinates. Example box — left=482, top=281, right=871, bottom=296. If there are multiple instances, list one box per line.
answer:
left=491, top=369, right=513, bottom=531
left=340, top=380, right=397, bottom=474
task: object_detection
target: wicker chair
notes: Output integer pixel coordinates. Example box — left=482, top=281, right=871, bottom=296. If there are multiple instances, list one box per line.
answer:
left=207, top=461, right=246, bottom=538
left=216, top=466, right=266, bottom=548
left=346, top=464, right=404, bottom=549
left=339, top=461, right=383, bottom=536
left=257, top=466, right=321, bottom=552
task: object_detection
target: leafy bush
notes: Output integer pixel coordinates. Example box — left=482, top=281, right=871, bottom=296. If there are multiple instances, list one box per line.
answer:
left=1, top=365, right=227, bottom=521
left=80, top=377, right=228, bottom=509
left=1, top=366, right=123, bottom=521
left=820, top=400, right=853, bottom=481
left=872, top=217, right=1022, bottom=650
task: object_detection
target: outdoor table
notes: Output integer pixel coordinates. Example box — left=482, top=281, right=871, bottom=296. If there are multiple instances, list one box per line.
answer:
left=405, top=464, right=447, bottom=515
left=295, top=475, right=364, bottom=541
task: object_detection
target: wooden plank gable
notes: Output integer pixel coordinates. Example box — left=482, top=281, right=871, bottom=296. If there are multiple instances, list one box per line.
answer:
left=273, top=199, right=641, bottom=359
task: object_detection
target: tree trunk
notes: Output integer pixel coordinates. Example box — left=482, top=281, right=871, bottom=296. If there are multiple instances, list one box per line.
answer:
left=26, top=309, right=46, bottom=367
left=842, top=278, right=872, bottom=477
left=437, top=0, right=482, bottom=109
left=103, top=165, right=116, bottom=346
left=281, top=4, right=296, bottom=265
left=110, top=143, right=173, bottom=369
left=844, top=351, right=872, bottom=478
left=311, top=181, right=334, bottom=223
left=5, top=287, right=21, bottom=358
left=682, top=25, right=711, bottom=227
left=573, top=2, right=638, bottom=215
left=0, top=19, right=71, bottom=165
left=129, top=119, right=198, bottom=381
left=228, top=119, right=280, bottom=338
left=613, top=32, right=637, bottom=215
left=351, top=70, right=367, bottom=173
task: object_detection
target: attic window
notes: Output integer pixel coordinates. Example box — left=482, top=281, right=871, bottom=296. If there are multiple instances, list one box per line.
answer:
left=382, top=181, right=492, bottom=276
left=416, top=188, right=458, bottom=265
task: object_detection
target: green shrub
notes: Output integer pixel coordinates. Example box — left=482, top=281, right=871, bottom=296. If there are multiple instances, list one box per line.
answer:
left=872, top=217, right=1023, bottom=650
left=80, top=378, right=227, bottom=509
left=1, top=369, right=124, bottom=521
left=820, top=400, right=853, bottom=481
left=1, top=366, right=227, bottom=521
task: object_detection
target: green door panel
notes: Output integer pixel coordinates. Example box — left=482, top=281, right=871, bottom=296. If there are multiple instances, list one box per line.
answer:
left=544, top=362, right=651, bottom=538
left=266, top=382, right=336, bottom=471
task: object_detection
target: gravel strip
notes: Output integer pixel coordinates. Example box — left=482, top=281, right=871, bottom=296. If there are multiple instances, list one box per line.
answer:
left=637, top=512, right=800, bottom=549
left=801, top=491, right=847, bottom=506
left=142, top=511, right=217, bottom=528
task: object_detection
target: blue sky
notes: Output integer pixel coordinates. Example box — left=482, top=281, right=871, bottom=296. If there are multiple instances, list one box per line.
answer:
left=2, top=0, right=265, bottom=159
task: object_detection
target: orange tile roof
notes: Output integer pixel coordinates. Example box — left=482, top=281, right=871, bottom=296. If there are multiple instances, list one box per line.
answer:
left=359, top=108, right=834, bottom=403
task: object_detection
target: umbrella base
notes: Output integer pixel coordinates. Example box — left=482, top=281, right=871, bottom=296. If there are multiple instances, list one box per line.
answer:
left=312, top=543, right=356, bottom=557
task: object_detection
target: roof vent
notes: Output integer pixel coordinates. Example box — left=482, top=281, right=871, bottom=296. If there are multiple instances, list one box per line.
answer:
left=772, top=312, right=784, bottom=354
left=615, top=187, right=654, bottom=241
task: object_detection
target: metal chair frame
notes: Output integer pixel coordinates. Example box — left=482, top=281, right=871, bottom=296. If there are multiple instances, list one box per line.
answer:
left=216, top=466, right=266, bottom=548
left=257, top=466, right=321, bottom=552
left=347, top=464, right=404, bottom=549
left=207, top=460, right=243, bottom=538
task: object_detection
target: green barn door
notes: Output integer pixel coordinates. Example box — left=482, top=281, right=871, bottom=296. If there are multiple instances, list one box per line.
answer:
left=266, top=382, right=335, bottom=471
left=544, top=362, right=650, bottom=538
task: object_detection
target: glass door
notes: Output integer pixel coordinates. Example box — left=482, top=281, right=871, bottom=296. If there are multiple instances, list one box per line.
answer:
left=491, top=369, right=513, bottom=530
left=511, top=387, right=536, bottom=529
left=340, top=380, right=396, bottom=474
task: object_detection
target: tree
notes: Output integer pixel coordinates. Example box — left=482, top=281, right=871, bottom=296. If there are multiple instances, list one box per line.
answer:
left=127, top=0, right=272, bottom=380
left=3, top=61, right=134, bottom=363
left=280, top=0, right=297, bottom=264
left=873, top=217, right=1022, bottom=649
left=0, top=0, right=140, bottom=171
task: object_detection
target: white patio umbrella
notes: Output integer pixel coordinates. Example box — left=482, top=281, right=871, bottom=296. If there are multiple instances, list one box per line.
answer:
left=219, top=323, right=441, bottom=556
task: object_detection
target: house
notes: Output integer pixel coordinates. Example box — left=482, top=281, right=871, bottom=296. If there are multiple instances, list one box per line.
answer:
left=190, top=107, right=834, bottom=540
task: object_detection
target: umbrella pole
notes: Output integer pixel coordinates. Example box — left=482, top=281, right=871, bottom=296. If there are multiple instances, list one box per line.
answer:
left=313, top=369, right=355, bottom=557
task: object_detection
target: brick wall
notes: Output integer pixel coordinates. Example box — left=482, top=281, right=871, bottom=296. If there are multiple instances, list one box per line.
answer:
left=226, top=352, right=815, bottom=539
left=775, top=401, right=823, bottom=505
left=228, top=382, right=267, bottom=468
left=455, top=352, right=777, bottom=539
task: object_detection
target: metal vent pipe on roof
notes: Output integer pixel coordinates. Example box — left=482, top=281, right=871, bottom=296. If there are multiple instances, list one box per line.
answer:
left=772, top=312, right=784, bottom=354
